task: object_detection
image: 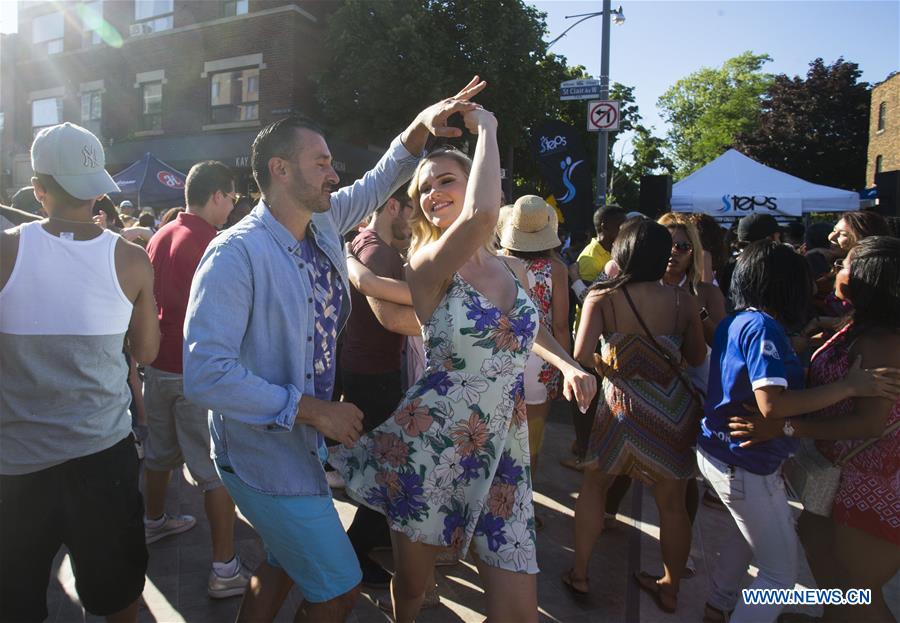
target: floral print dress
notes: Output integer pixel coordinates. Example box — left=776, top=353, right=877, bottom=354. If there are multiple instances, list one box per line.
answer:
left=330, top=269, right=540, bottom=573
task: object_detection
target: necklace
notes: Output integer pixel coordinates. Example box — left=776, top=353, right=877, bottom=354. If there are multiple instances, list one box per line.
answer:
left=48, top=215, right=97, bottom=226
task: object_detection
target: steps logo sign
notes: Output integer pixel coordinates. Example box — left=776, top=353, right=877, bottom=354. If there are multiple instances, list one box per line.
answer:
left=719, top=194, right=778, bottom=213
left=558, top=156, right=584, bottom=203
left=538, top=134, right=567, bottom=155
left=530, top=120, right=592, bottom=234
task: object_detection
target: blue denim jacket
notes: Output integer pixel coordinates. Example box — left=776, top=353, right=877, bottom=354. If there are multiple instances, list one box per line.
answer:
left=183, top=136, right=419, bottom=495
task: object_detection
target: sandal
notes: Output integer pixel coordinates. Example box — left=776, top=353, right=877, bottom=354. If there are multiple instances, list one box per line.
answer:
left=633, top=571, right=677, bottom=614
left=703, top=602, right=731, bottom=623
left=561, top=569, right=590, bottom=596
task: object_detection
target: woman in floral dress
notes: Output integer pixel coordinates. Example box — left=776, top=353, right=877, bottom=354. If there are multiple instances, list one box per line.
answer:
left=330, top=93, right=595, bottom=623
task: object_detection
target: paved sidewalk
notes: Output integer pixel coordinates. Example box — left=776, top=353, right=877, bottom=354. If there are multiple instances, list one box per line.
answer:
left=45, top=403, right=899, bottom=622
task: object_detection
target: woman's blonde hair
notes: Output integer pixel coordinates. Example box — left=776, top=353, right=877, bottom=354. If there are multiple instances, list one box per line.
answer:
left=406, top=146, right=474, bottom=259
left=657, top=212, right=703, bottom=295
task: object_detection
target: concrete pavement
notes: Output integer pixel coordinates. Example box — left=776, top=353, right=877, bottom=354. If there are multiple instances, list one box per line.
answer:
left=44, top=402, right=899, bottom=622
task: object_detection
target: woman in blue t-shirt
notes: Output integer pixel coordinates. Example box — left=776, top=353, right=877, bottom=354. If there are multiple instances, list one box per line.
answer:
left=697, top=241, right=898, bottom=623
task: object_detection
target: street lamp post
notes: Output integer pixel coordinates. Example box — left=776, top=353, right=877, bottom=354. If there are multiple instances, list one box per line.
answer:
left=549, top=2, right=625, bottom=207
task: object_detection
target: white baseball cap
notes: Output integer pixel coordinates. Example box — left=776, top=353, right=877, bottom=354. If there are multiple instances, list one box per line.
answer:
left=31, top=122, right=120, bottom=200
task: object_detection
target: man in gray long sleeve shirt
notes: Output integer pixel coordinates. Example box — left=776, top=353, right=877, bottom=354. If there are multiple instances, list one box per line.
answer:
left=183, top=79, right=485, bottom=622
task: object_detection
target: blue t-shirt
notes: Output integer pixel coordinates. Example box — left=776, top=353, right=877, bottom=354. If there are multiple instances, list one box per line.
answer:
left=698, top=310, right=803, bottom=475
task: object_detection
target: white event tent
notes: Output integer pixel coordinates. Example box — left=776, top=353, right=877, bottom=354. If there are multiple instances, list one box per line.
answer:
left=671, top=149, right=859, bottom=217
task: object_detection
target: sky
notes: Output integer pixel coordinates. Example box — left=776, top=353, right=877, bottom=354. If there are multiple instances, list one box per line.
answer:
left=532, top=0, right=899, bottom=153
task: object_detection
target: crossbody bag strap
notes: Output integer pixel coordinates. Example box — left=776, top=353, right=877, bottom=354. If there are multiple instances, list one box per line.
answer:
left=621, top=286, right=703, bottom=404
left=836, top=419, right=900, bottom=467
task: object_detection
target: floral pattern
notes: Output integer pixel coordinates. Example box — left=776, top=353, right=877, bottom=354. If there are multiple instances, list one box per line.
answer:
left=524, top=258, right=561, bottom=400
left=330, top=271, right=540, bottom=573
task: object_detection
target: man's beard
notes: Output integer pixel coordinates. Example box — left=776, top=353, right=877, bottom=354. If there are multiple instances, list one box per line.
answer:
left=296, top=181, right=333, bottom=214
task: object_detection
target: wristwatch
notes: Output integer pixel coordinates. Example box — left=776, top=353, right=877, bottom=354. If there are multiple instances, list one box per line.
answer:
left=782, top=419, right=795, bottom=437
left=699, top=307, right=710, bottom=321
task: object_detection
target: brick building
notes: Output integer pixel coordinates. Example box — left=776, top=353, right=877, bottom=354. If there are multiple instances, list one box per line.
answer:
left=867, top=71, right=899, bottom=187
left=0, top=0, right=382, bottom=207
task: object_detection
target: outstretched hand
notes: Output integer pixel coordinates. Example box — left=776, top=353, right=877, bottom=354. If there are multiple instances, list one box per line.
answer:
left=419, top=76, right=487, bottom=138
left=401, top=76, right=487, bottom=154
left=845, top=355, right=900, bottom=400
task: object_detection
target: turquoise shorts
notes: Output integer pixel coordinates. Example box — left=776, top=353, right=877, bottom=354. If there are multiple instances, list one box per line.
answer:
left=217, top=465, right=361, bottom=603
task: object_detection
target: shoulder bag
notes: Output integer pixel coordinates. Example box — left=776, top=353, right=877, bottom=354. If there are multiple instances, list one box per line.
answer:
left=783, top=419, right=900, bottom=516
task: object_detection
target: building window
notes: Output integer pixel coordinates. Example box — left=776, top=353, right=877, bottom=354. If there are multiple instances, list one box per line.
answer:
left=134, top=0, right=173, bottom=33
left=32, top=97, right=63, bottom=135
left=224, top=0, right=249, bottom=17
left=210, top=68, right=259, bottom=123
left=142, top=82, right=163, bottom=130
left=81, top=91, right=102, bottom=137
left=81, top=0, right=104, bottom=47
left=877, top=102, right=886, bottom=132
left=32, top=12, right=64, bottom=55
left=876, top=155, right=883, bottom=175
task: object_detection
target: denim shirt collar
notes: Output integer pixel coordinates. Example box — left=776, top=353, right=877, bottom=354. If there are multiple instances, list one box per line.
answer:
left=253, top=200, right=321, bottom=256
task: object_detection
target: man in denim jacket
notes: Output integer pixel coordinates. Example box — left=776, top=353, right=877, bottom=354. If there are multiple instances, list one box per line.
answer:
left=183, top=79, right=485, bottom=622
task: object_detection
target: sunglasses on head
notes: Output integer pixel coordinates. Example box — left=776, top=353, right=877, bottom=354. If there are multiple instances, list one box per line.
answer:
left=672, top=241, right=693, bottom=252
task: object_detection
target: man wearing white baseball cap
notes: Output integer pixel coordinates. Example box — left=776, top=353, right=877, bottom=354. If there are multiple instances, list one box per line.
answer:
left=0, top=122, right=160, bottom=622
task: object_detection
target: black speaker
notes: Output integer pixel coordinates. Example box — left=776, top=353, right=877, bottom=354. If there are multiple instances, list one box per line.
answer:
left=639, top=175, right=672, bottom=218
left=874, top=170, right=900, bottom=217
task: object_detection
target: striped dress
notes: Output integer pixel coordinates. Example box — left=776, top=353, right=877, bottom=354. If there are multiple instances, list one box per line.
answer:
left=587, top=333, right=701, bottom=482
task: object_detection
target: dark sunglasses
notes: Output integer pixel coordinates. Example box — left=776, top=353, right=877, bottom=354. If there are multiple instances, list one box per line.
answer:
left=672, top=241, right=693, bottom=253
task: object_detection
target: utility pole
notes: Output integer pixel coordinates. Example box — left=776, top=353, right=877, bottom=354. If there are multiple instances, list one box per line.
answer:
left=596, top=0, right=612, bottom=206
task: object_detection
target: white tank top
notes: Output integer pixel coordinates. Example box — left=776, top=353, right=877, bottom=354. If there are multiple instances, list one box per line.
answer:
left=0, top=221, right=134, bottom=475
left=0, top=221, right=132, bottom=334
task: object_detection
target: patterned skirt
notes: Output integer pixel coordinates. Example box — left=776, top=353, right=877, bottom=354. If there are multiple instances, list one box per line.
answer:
left=587, top=333, right=701, bottom=483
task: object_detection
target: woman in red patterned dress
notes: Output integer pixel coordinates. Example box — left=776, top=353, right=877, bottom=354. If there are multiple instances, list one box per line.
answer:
left=731, top=236, right=900, bottom=622
left=497, top=195, right=569, bottom=478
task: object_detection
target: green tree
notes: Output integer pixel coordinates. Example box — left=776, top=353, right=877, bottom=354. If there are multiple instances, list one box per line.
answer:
left=734, top=58, right=870, bottom=191
left=316, top=0, right=556, bottom=194
left=658, top=51, right=773, bottom=177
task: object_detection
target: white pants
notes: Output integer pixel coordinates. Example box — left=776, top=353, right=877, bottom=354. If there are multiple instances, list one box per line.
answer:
left=697, top=446, right=799, bottom=623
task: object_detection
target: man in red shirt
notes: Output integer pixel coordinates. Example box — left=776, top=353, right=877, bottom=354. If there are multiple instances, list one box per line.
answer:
left=141, top=161, right=248, bottom=598
left=340, top=187, right=419, bottom=586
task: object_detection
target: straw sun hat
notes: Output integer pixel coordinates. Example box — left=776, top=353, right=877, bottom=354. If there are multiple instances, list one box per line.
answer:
left=497, top=195, right=559, bottom=252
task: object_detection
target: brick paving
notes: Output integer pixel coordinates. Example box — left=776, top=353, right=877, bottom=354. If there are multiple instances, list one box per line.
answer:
left=45, top=403, right=898, bottom=622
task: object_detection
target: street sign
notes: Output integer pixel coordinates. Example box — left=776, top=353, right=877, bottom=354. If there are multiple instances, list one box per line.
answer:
left=587, top=100, right=620, bottom=132
left=560, top=79, right=601, bottom=101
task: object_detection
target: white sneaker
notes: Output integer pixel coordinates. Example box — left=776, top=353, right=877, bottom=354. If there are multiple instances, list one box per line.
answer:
left=208, top=560, right=251, bottom=599
left=326, top=470, right=345, bottom=489
left=144, top=513, right=197, bottom=544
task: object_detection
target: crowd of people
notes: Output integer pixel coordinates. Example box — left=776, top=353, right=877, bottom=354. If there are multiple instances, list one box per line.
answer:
left=1, top=77, right=899, bottom=623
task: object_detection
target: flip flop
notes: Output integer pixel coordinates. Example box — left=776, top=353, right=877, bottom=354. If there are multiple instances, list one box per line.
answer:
left=561, top=569, right=590, bottom=596
left=633, top=571, right=677, bottom=614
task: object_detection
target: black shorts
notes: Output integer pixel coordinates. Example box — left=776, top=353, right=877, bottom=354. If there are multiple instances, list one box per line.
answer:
left=0, top=436, right=148, bottom=621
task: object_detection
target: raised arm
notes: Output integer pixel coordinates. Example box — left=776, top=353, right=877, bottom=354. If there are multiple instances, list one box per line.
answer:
left=407, top=108, right=501, bottom=319
left=332, top=77, right=486, bottom=235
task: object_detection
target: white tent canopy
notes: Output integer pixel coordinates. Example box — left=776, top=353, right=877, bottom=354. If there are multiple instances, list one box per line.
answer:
left=671, top=149, right=859, bottom=217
